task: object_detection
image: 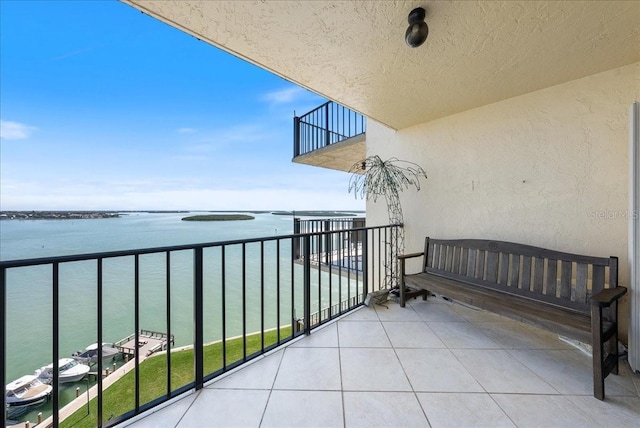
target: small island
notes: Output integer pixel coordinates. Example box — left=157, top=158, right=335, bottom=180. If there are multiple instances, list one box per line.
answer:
left=181, top=214, right=255, bottom=221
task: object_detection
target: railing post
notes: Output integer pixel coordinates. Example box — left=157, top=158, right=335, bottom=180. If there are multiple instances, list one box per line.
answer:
left=303, top=235, right=311, bottom=335
left=194, top=247, right=204, bottom=390
left=293, top=116, right=300, bottom=157
left=97, top=258, right=103, bottom=427
left=323, top=221, right=330, bottom=265
left=362, top=230, right=369, bottom=302
left=52, top=263, right=60, bottom=428
left=293, top=217, right=301, bottom=259
left=324, top=102, right=330, bottom=147
left=1, top=268, right=6, bottom=428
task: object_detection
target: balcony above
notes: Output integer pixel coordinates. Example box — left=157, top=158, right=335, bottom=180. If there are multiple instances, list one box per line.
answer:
left=293, top=101, right=365, bottom=173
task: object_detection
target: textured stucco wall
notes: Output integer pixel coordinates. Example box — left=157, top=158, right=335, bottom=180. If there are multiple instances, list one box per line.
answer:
left=367, top=63, right=640, bottom=341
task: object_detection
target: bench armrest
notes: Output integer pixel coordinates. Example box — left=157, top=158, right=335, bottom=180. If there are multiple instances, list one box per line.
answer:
left=398, top=252, right=424, bottom=260
left=590, top=287, right=627, bottom=307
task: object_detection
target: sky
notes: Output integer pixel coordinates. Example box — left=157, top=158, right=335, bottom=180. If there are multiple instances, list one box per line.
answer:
left=0, top=0, right=365, bottom=211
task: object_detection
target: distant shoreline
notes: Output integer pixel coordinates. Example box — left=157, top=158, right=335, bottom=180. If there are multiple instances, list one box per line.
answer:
left=0, top=211, right=120, bottom=220
left=0, top=210, right=365, bottom=221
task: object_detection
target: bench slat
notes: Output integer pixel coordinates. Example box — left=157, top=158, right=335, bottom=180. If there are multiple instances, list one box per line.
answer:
left=509, top=254, right=520, bottom=287
left=445, top=245, right=454, bottom=272
left=476, top=250, right=486, bottom=280
left=522, top=256, right=532, bottom=291
left=576, top=263, right=588, bottom=303
left=499, top=253, right=509, bottom=285
left=428, top=242, right=435, bottom=269
left=592, top=265, right=605, bottom=296
left=461, top=247, right=469, bottom=277
left=486, top=251, right=499, bottom=283
left=533, top=257, right=544, bottom=294
left=436, top=243, right=445, bottom=270
left=467, top=249, right=477, bottom=277
left=452, top=246, right=461, bottom=274
left=610, top=257, right=618, bottom=287
left=546, top=259, right=558, bottom=297
left=560, top=261, right=572, bottom=298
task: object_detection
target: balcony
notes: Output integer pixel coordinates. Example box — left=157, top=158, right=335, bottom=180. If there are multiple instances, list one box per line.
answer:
left=1, top=224, right=396, bottom=427
left=293, top=101, right=366, bottom=173
left=126, top=298, right=640, bottom=427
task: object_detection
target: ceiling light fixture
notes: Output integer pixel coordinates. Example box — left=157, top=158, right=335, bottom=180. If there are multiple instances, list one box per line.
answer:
left=405, top=7, right=428, bottom=48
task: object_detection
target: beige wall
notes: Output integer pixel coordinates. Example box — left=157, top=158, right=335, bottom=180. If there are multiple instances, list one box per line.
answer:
left=367, top=63, right=640, bottom=341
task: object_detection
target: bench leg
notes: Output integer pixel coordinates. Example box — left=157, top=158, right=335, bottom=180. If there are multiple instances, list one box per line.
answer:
left=591, top=305, right=605, bottom=400
left=611, top=302, right=620, bottom=376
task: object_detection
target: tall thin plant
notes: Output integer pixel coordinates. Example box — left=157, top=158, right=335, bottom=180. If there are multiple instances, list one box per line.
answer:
left=349, top=156, right=427, bottom=288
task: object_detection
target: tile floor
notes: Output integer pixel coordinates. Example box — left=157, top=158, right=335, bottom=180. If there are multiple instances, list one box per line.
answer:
left=125, top=297, right=640, bottom=427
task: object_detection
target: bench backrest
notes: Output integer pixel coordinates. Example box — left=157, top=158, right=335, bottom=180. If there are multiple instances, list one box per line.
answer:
left=422, top=238, right=618, bottom=314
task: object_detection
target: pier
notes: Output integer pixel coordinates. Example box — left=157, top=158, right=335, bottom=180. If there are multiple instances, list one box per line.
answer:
left=115, top=330, right=174, bottom=358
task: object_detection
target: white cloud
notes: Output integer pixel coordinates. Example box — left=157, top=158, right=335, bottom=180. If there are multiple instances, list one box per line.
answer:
left=0, top=120, right=37, bottom=140
left=177, top=127, right=197, bottom=134
left=262, top=87, right=307, bottom=104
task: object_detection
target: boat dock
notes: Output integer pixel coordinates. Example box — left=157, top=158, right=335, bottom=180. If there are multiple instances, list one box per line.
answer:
left=115, top=329, right=174, bottom=358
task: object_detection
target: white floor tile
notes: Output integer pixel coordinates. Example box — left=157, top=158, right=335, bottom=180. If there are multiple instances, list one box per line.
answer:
left=209, top=350, right=283, bottom=390
left=382, top=321, right=446, bottom=349
left=448, top=302, right=506, bottom=322
left=341, top=306, right=379, bottom=321
left=565, top=395, right=640, bottom=426
left=429, top=321, right=500, bottom=349
left=475, top=321, right=567, bottom=350
left=338, top=320, right=391, bottom=348
left=341, top=348, right=412, bottom=391
left=261, top=390, right=343, bottom=428
left=417, top=393, right=515, bottom=428
left=509, top=349, right=637, bottom=396
left=375, top=301, right=423, bottom=321
left=453, top=349, right=557, bottom=394
left=176, top=389, right=269, bottom=428
left=291, top=323, right=339, bottom=348
left=491, top=394, right=599, bottom=428
left=396, top=348, right=484, bottom=392
left=273, top=347, right=341, bottom=390
left=344, top=391, right=428, bottom=427
left=410, top=301, right=467, bottom=322
left=128, top=393, right=196, bottom=428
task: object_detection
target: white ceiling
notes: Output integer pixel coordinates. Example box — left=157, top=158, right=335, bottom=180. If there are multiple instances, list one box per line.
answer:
left=124, top=1, right=640, bottom=130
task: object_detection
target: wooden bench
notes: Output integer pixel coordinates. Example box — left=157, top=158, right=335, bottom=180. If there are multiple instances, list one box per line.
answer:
left=399, top=238, right=627, bottom=400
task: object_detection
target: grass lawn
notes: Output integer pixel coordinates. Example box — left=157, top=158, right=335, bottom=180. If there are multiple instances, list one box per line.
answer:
left=61, top=327, right=293, bottom=428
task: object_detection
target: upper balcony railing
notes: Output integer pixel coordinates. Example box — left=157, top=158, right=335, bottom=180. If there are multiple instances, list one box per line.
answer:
left=293, top=101, right=366, bottom=158
left=1, top=225, right=397, bottom=428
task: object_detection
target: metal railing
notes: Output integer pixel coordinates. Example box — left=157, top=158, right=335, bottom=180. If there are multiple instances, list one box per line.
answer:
left=293, top=217, right=366, bottom=263
left=1, top=225, right=397, bottom=427
left=293, top=101, right=366, bottom=157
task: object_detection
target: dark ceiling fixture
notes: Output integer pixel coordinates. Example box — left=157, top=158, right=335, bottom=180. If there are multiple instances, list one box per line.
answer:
left=405, top=7, right=428, bottom=48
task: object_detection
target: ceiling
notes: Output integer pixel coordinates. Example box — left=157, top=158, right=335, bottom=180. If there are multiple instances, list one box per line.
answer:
left=123, top=1, right=640, bottom=130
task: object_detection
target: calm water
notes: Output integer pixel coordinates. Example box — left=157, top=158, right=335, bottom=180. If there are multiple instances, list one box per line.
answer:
left=2, top=212, right=362, bottom=423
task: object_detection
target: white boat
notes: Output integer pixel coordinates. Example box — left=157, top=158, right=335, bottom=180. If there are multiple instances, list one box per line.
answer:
left=5, top=375, right=52, bottom=407
left=35, top=358, right=91, bottom=384
left=72, top=342, right=120, bottom=364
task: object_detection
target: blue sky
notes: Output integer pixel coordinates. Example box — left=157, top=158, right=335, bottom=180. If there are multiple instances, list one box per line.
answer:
left=0, top=0, right=364, bottom=211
